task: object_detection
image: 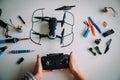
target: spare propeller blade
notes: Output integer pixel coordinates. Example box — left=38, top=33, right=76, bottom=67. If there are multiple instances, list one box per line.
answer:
left=60, top=29, right=65, bottom=44
left=61, top=12, right=66, bottom=27
left=55, top=5, right=76, bottom=10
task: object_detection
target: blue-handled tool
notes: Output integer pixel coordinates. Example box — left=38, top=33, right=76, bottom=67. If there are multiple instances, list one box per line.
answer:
left=0, top=37, right=29, bottom=44
left=9, top=50, right=34, bottom=54
left=83, top=28, right=90, bottom=38
left=88, top=17, right=102, bottom=34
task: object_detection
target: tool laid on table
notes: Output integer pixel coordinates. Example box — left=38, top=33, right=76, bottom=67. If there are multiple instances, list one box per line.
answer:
left=18, top=16, right=27, bottom=27
left=102, top=29, right=115, bottom=37
left=83, top=21, right=90, bottom=38
left=94, top=46, right=102, bottom=55
left=17, top=57, right=24, bottom=64
left=104, top=39, right=112, bottom=54
left=88, top=16, right=102, bottom=34
left=88, top=48, right=96, bottom=56
left=0, top=46, right=8, bottom=56
left=0, top=37, right=29, bottom=44
left=9, top=50, right=34, bottom=54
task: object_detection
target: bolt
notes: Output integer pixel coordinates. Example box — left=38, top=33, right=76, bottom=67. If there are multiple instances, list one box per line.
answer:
left=88, top=48, right=96, bottom=56
left=94, top=46, right=102, bottom=55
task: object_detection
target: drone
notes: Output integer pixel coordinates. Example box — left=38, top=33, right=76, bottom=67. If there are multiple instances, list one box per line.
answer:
left=30, top=5, right=75, bottom=47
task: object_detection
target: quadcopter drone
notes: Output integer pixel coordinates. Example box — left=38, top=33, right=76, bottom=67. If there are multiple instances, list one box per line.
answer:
left=30, top=5, right=75, bottom=47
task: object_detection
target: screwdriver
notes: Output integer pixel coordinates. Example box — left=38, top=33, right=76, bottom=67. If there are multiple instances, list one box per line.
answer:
left=9, top=50, right=34, bottom=54
left=0, top=37, right=29, bottom=44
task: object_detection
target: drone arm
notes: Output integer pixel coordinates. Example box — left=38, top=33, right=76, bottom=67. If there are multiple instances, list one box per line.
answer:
left=57, top=20, right=62, bottom=23
left=56, top=35, right=61, bottom=39
left=34, top=17, right=50, bottom=22
left=42, top=18, right=49, bottom=22
left=32, top=32, right=49, bottom=38
left=41, top=34, right=49, bottom=37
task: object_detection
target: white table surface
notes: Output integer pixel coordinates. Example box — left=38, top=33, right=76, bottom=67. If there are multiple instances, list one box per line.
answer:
left=0, top=0, right=120, bottom=80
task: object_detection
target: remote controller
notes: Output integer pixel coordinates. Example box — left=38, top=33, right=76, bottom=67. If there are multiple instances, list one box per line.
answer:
left=41, top=53, right=69, bottom=70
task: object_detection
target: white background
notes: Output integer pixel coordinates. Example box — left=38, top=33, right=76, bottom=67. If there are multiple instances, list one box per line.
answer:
left=0, top=0, right=120, bottom=80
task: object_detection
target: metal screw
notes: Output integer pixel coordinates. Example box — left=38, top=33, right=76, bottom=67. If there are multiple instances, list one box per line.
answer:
left=94, top=46, right=102, bottom=55
left=88, top=48, right=96, bottom=56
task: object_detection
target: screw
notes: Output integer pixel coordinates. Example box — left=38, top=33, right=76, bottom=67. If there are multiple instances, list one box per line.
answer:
left=94, top=46, right=102, bottom=55
left=88, top=48, right=96, bottom=56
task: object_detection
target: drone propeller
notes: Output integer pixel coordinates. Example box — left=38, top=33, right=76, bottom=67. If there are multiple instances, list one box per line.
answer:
left=61, top=12, right=66, bottom=27
left=60, top=29, right=65, bottom=44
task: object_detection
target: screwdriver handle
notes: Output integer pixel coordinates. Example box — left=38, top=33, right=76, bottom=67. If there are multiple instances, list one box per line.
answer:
left=0, top=38, right=19, bottom=44
left=9, top=50, right=34, bottom=54
left=83, top=28, right=90, bottom=38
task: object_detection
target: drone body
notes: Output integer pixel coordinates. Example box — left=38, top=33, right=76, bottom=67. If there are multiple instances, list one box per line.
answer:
left=34, top=17, right=59, bottom=39
left=30, top=6, right=75, bottom=47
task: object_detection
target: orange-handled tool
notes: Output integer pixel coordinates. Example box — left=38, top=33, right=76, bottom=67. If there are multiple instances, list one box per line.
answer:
left=88, top=19, right=96, bottom=36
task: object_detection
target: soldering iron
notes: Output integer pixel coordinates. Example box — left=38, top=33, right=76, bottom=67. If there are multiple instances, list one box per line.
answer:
left=0, top=37, right=29, bottom=44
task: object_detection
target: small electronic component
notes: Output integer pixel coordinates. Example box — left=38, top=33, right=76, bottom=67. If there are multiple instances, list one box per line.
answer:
left=103, top=21, right=108, bottom=27
left=41, top=53, right=69, bottom=70
left=102, top=29, right=115, bottom=37
left=9, top=19, right=23, bottom=33
left=88, top=19, right=96, bottom=36
left=104, top=39, right=112, bottom=54
left=88, top=48, right=96, bottom=56
left=16, top=25, right=23, bottom=33
left=102, top=7, right=117, bottom=17
left=94, top=46, right=102, bottom=55
left=9, top=50, right=34, bottom=54
left=94, top=39, right=101, bottom=45
left=17, top=57, right=24, bottom=64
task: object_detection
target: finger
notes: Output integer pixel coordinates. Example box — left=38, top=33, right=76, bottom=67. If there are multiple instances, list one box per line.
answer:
left=36, top=55, right=40, bottom=65
left=43, top=70, right=54, bottom=72
left=60, top=68, right=69, bottom=71
left=70, top=51, right=74, bottom=63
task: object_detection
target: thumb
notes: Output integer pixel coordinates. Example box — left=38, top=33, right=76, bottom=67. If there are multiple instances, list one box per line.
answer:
left=36, top=55, right=42, bottom=66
